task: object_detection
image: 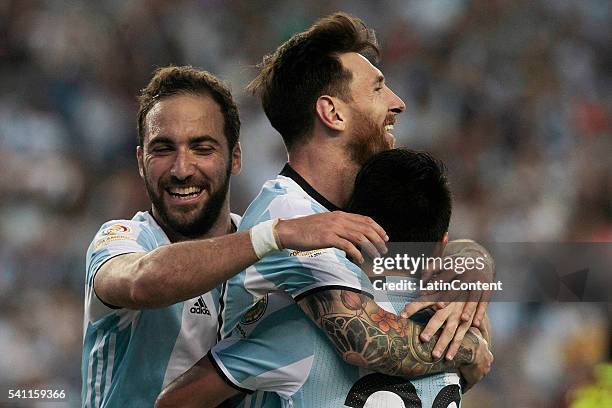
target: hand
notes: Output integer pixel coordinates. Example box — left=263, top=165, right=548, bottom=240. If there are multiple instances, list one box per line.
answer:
left=401, top=240, right=494, bottom=343
left=459, top=327, right=493, bottom=391
left=402, top=300, right=476, bottom=361
left=400, top=269, right=486, bottom=360
left=275, top=211, right=388, bottom=264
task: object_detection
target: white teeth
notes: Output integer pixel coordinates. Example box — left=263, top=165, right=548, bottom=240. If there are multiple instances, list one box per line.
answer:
left=384, top=124, right=394, bottom=132
left=168, top=186, right=203, bottom=196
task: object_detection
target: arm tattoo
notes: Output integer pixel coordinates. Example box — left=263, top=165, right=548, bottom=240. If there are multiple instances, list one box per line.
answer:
left=300, top=290, right=478, bottom=377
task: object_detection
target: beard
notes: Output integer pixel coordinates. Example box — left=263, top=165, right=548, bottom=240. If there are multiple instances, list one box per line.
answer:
left=143, top=166, right=231, bottom=240
left=346, top=109, right=391, bottom=166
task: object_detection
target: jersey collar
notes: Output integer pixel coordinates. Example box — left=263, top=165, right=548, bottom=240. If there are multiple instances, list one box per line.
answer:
left=279, top=163, right=342, bottom=212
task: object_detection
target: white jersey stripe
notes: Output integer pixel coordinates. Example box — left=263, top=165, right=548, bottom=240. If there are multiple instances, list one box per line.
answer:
left=254, top=391, right=264, bottom=408
left=93, top=334, right=107, bottom=408
left=84, top=330, right=103, bottom=408
left=101, top=332, right=116, bottom=405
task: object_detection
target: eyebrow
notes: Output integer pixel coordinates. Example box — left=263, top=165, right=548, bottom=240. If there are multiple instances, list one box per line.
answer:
left=189, top=135, right=220, bottom=146
left=148, top=135, right=220, bottom=146
left=373, top=75, right=385, bottom=86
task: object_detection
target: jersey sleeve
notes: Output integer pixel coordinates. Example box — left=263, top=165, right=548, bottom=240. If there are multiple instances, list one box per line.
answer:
left=84, top=220, right=158, bottom=320
left=210, top=294, right=314, bottom=399
left=241, top=194, right=375, bottom=301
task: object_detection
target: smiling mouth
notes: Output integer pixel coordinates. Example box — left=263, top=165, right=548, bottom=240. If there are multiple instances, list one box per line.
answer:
left=166, top=186, right=204, bottom=200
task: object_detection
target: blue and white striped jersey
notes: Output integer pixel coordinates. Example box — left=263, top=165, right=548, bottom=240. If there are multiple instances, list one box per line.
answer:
left=212, top=277, right=462, bottom=408
left=81, top=211, right=240, bottom=408
left=218, top=166, right=374, bottom=340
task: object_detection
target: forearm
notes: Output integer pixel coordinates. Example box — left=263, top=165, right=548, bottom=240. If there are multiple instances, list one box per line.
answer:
left=97, top=231, right=258, bottom=309
left=155, top=356, right=239, bottom=408
left=299, top=290, right=478, bottom=378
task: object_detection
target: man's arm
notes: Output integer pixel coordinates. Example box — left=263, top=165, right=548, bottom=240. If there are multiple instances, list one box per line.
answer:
left=155, top=355, right=238, bottom=408
left=298, top=289, right=492, bottom=379
left=95, top=211, right=388, bottom=309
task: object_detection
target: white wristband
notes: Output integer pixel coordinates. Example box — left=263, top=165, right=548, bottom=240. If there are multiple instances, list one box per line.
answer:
left=250, top=219, right=283, bottom=259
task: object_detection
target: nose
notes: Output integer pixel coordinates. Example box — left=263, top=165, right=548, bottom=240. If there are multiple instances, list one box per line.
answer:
left=170, top=149, right=195, bottom=180
left=387, top=87, right=406, bottom=114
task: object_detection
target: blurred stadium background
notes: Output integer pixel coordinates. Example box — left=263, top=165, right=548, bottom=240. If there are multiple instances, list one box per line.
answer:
left=0, top=0, right=610, bottom=406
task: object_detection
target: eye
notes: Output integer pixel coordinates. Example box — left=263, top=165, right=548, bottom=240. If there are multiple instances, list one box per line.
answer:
left=193, top=145, right=215, bottom=155
left=150, top=145, right=173, bottom=154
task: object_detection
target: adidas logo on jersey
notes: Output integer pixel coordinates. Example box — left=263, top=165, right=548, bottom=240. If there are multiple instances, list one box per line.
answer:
left=190, top=297, right=211, bottom=316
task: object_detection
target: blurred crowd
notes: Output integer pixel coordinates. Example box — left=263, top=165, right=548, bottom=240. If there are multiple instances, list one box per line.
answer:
left=0, top=0, right=609, bottom=406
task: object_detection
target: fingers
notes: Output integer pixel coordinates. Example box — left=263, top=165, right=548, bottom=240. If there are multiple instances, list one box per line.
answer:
left=334, top=212, right=388, bottom=242
left=446, top=319, right=471, bottom=360
left=473, top=289, right=492, bottom=327
left=461, top=300, right=479, bottom=323
left=431, top=301, right=448, bottom=311
left=357, top=225, right=388, bottom=257
left=330, top=212, right=388, bottom=260
left=431, top=303, right=463, bottom=358
left=334, top=238, right=364, bottom=265
left=348, top=213, right=388, bottom=242
left=400, top=300, right=438, bottom=318
left=420, top=305, right=452, bottom=344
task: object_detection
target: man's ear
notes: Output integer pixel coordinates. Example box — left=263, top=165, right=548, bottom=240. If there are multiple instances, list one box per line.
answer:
left=433, top=232, right=449, bottom=257
left=231, top=142, right=242, bottom=175
left=137, top=146, right=145, bottom=179
left=315, top=95, right=346, bottom=132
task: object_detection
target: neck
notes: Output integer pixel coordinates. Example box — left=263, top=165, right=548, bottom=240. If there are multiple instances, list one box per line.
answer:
left=199, top=204, right=234, bottom=239
left=154, top=201, right=234, bottom=243
left=288, top=142, right=359, bottom=209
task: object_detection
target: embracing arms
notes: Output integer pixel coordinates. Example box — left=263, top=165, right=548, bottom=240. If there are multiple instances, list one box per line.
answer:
left=298, top=289, right=492, bottom=385
left=94, top=211, right=388, bottom=309
left=298, top=239, right=495, bottom=385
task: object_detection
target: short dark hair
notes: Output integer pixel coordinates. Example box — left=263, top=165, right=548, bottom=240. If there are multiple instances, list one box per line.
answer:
left=247, top=12, right=379, bottom=149
left=349, top=149, right=452, bottom=244
left=137, top=65, right=240, bottom=149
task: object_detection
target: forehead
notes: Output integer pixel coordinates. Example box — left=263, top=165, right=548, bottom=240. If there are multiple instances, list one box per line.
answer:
left=338, top=52, right=383, bottom=86
left=144, top=93, right=225, bottom=145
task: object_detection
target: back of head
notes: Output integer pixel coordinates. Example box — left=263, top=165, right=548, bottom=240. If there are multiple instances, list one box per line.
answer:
left=137, top=65, right=240, bottom=149
left=247, top=12, right=379, bottom=149
left=349, top=149, right=452, bottom=248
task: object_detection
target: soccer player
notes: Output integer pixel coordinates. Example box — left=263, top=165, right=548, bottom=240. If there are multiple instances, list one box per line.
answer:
left=157, top=150, right=492, bottom=407
left=81, top=65, right=389, bottom=408
left=157, top=12, right=493, bottom=408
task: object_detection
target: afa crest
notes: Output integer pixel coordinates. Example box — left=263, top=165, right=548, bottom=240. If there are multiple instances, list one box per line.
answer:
left=240, top=295, right=268, bottom=325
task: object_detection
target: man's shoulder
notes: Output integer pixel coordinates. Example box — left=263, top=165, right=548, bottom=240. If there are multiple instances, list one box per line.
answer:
left=87, top=212, right=167, bottom=262
left=239, top=176, right=326, bottom=231
left=93, top=212, right=163, bottom=241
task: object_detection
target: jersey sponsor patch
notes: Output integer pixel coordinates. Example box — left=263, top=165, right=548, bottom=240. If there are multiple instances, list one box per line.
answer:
left=190, top=296, right=211, bottom=316
left=240, top=295, right=268, bottom=325
left=101, top=223, right=131, bottom=235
